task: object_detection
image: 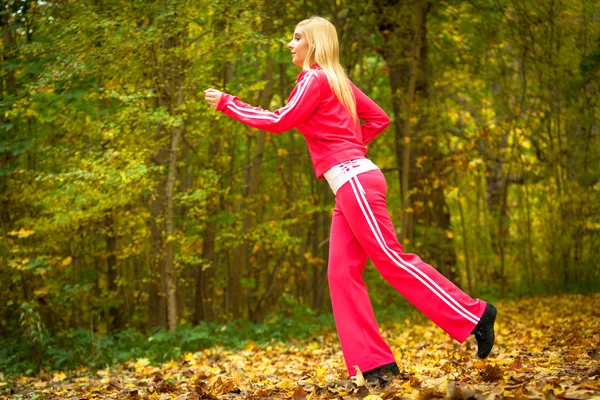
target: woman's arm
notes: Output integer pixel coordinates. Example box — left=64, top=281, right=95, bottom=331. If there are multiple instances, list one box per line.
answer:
left=351, top=82, right=391, bottom=145
left=205, top=72, right=320, bottom=134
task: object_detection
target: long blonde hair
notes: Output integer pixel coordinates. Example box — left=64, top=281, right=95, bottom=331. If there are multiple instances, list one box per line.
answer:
left=297, top=17, right=357, bottom=123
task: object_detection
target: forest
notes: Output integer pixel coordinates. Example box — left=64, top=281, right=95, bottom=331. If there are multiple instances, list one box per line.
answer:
left=1, top=0, right=599, bottom=397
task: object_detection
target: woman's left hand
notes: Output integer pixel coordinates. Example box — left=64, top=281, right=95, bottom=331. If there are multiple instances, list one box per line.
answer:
left=204, top=88, right=223, bottom=110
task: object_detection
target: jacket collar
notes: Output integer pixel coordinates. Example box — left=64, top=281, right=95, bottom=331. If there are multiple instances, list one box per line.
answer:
left=297, top=64, right=321, bottom=81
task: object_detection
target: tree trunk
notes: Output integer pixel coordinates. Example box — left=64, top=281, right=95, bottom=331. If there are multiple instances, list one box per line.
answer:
left=457, top=194, right=473, bottom=294
left=195, top=215, right=216, bottom=323
left=148, top=127, right=168, bottom=327
left=375, top=0, right=459, bottom=282
left=237, top=16, right=275, bottom=322
left=105, top=213, right=121, bottom=329
left=1, top=7, right=16, bottom=97
left=194, top=47, right=230, bottom=323
left=400, top=2, right=424, bottom=246
left=164, top=127, right=181, bottom=331
left=319, top=180, right=333, bottom=310
left=0, top=8, right=16, bottom=262
left=194, top=139, right=220, bottom=324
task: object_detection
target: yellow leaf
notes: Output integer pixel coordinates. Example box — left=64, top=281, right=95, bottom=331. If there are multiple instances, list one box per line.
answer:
left=52, top=372, right=67, bottom=382
left=9, top=228, right=34, bottom=238
left=542, top=384, right=554, bottom=393
left=447, top=231, right=454, bottom=239
left=61, top=256, right=72, bottom=266
left=135, top=358, right=150, bottom=372
left=276, top=380, right=294, bottom=390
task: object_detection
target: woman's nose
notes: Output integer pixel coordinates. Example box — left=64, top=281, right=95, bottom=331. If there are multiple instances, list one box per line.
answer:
left=287, top=41, right=293, bottom=49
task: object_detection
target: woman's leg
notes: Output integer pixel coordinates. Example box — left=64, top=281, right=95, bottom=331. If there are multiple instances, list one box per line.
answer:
left=328, top=200, right=396, bottom=376
left=336, top=170, right=487, bottom=343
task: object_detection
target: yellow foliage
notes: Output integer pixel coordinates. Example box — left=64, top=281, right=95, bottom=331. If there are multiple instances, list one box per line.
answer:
left=8, top=295, right=600, bottom=399
left=134, top=358, right=150, bottom=372
left=163, top=360, right=178, bottom=370
left=52, top=372, right=67, bottom=382
left=9, top=228, right=35, bottom=238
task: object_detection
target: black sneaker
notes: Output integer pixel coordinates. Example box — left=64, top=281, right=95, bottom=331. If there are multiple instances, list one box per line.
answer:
left=363, top=362, right=400, bottom=386
left=472, top=303, right=497, bottom=359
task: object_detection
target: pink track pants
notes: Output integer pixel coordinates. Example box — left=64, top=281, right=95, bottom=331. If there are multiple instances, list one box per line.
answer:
left=328, top=169, right=486, bottom=375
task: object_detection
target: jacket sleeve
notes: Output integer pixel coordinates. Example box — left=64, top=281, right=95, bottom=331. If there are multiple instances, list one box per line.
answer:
left=351, top=82, right=391, bottom=145
left=216, top=72, right=320, bottom=134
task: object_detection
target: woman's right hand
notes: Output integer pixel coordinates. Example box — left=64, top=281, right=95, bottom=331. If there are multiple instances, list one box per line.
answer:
left=204, top=88, right=223, bottom=110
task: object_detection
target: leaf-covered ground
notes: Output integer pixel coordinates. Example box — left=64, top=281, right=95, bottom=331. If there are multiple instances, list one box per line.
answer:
left=2, top=294, right=599, bottom=399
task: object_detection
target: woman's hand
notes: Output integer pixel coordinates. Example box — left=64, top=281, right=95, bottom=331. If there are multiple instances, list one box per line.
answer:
left=204, top=88, right=223, bottom=110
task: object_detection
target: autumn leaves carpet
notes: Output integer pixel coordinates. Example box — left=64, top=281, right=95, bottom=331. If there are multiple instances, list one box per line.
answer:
left=3, top=294, right=600, bottom=399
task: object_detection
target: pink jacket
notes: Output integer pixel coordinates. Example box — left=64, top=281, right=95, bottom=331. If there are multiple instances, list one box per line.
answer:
left=217, top=65, right=390, bottom=178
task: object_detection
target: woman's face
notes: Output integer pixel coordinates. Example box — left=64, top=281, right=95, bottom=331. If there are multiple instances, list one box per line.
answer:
left=287, top=25, right=308, bottom=68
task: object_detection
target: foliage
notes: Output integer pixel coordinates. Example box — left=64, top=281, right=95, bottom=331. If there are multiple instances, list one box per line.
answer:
left=0, top=0, right=598, bottom=369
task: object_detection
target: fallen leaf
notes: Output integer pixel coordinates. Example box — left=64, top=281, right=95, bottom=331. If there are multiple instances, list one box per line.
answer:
left=292, top=385, right=307, bottom=399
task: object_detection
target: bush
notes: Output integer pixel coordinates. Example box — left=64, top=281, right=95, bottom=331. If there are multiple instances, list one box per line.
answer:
left=0, top=310, right=339, bottom=377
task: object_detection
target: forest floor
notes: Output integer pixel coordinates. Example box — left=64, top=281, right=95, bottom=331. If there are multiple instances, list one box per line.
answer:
left=2, top=294, right=599, bottom=399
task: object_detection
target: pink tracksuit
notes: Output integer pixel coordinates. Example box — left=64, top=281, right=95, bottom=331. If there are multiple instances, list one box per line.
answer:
left=217, top=65, right=487, bottom=376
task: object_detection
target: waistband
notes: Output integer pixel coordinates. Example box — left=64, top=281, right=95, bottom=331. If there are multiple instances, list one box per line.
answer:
left=323, top=158, right=379, bottom=195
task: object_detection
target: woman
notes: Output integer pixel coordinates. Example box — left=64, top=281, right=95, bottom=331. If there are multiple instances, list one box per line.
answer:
left=204, top=16, right=497, bottom=385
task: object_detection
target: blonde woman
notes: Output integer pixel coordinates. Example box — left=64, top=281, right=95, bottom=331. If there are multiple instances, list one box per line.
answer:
left=204, top=16, right=497, bottom=385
